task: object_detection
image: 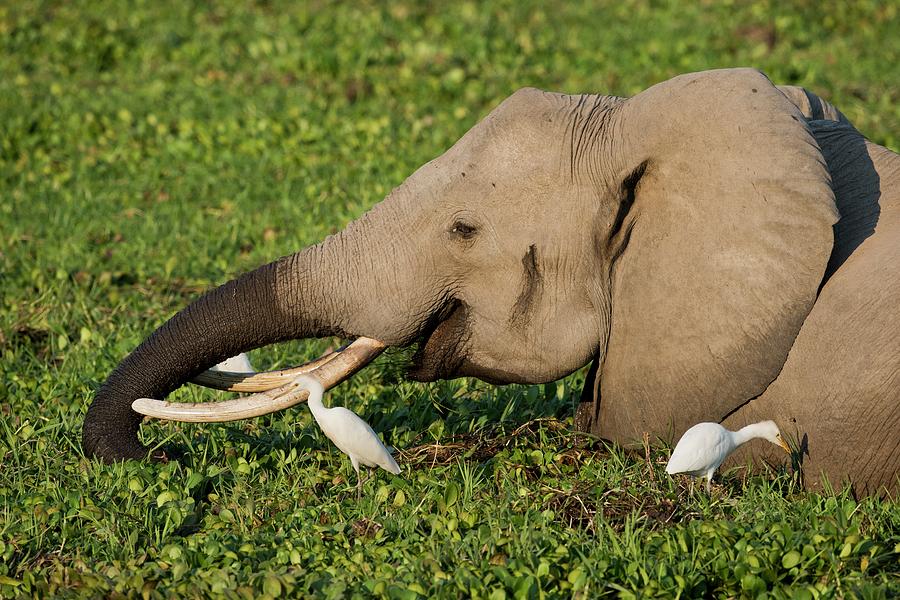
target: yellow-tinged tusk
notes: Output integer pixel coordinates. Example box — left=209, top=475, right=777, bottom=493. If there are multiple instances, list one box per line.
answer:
left=131, top=337, right=386, bottom=422
left=191, top=347, right=342, bottom=392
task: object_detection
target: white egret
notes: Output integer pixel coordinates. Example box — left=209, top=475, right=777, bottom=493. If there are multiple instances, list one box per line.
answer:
left=665, top=421, right=791, bottom=492
left=211, top=353, right=255, bottom=373
left=295, top=375, right=400, bottom=499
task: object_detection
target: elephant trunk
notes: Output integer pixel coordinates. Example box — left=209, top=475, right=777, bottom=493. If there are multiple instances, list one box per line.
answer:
left=83, top=246, right=343, bottom=462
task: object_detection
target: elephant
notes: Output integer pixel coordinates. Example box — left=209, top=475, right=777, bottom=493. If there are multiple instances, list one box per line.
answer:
left=82, top=68, right=899, bottom=497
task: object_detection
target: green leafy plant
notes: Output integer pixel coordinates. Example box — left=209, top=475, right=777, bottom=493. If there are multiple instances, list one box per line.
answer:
left=1, top=1, right=898, bottom=597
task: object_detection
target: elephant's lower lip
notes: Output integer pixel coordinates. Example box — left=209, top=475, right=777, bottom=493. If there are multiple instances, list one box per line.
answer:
left=406, top=302, right=469, bottom=381
left=406, top=351, right=450, bottom=382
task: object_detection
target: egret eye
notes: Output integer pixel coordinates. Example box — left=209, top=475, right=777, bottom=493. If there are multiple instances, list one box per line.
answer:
left=450, top=221, right=477, bottom=239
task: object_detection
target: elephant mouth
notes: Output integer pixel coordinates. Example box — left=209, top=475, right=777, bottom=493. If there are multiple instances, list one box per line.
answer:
left=405, top=300, right=530, bottom=385
left=407, top=300, right=470, bottom=382
left=130, top=298, right=474, bottom=423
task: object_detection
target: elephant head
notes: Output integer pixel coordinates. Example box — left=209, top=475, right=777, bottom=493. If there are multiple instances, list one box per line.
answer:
left=83, top=68, right=838, bottom=463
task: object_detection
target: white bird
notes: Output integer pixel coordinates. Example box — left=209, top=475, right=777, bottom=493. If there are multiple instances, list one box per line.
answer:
left=294, top=375, right=400, bottom=499
left=665, top=420, right=791, bottom=492
left=211, top=352, right=255, bottom=373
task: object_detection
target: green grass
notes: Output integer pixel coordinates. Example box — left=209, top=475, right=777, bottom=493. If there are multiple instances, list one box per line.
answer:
left=2, top=0, right=899, bottom=597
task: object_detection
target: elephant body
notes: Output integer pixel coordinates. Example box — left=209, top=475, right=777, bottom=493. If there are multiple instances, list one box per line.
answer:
left=724, top=101, right=900, bottom=495
left=578, top=86, right=900, bottom=496
left=84, top=69, right=899, bottom=497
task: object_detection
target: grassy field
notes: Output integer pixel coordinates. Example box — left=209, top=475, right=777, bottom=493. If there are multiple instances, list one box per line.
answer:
left=2, top=0, right=899, bottom=597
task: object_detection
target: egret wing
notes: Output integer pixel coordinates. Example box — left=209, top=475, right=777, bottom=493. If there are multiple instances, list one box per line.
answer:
left=326, top=407, right=400, bottom=474
left=211, top=353, right=255, bottom=373
left=666, top=424, right=729, bottom=476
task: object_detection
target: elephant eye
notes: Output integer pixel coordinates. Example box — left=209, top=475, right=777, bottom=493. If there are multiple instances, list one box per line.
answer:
left=450, top=221, right=478, bottom=239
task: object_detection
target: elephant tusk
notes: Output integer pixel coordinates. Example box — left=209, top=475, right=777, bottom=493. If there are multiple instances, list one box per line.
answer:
left=191, top=347, right=344, bottom=392
left=133, top=379, right=310, bottom=423
left=131, top=337, right=387, bottom=422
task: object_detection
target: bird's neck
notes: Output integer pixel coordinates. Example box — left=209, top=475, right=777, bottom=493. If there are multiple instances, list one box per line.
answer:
left=298, top=377, right=326, bottom=420
left=732, top=422, right=769, bottom=446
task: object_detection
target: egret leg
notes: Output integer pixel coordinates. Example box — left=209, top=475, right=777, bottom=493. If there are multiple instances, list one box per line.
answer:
left=705, top=475, right=712, bottom=494
left=351, top=463, right=365, bottom=502
left=346, top=456, right=361, bottom=501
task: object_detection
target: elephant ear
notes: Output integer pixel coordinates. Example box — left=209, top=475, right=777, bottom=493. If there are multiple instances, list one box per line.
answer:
left=593, top=69, right=839, bottom=444
left=775, top=85, right=851, bottom=125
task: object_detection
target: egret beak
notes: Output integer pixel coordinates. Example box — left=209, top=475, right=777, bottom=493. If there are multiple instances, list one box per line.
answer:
left=776, top=435, right=791, bottom=454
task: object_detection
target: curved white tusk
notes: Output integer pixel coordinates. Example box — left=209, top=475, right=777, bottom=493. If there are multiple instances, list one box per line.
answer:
left=191, top=347, right=343, bottom=392
left=133, top=379, right=310, bottom=423
left=132, top=337, right=386, bottom=422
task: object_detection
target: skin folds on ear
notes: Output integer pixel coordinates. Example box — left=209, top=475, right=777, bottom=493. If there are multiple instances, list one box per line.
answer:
left=776, top=85, right=851, bottom=126
left=591, top=69, right=839, bottom=446
left=722, top=121, right=900, bottom=497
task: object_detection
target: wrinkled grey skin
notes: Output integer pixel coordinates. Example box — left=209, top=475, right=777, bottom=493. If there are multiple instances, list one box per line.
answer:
left=83, top=69, right=899, bottom=497
left=718, top=87, right=900, bottom=495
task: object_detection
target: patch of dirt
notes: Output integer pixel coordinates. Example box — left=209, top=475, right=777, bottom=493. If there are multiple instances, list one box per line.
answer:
left=542, top=484, right=688, bottom=534
left=350, top=518, right=382, bottom=539
left=542, top=481, right=600, bottom=532
left=599, top=488, right=685, bottom=532
left=1, top=324, right=51, bottom=359
left=397, top=418, right=608, bottom=467
left=735, top=23, right=777, bottom=50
